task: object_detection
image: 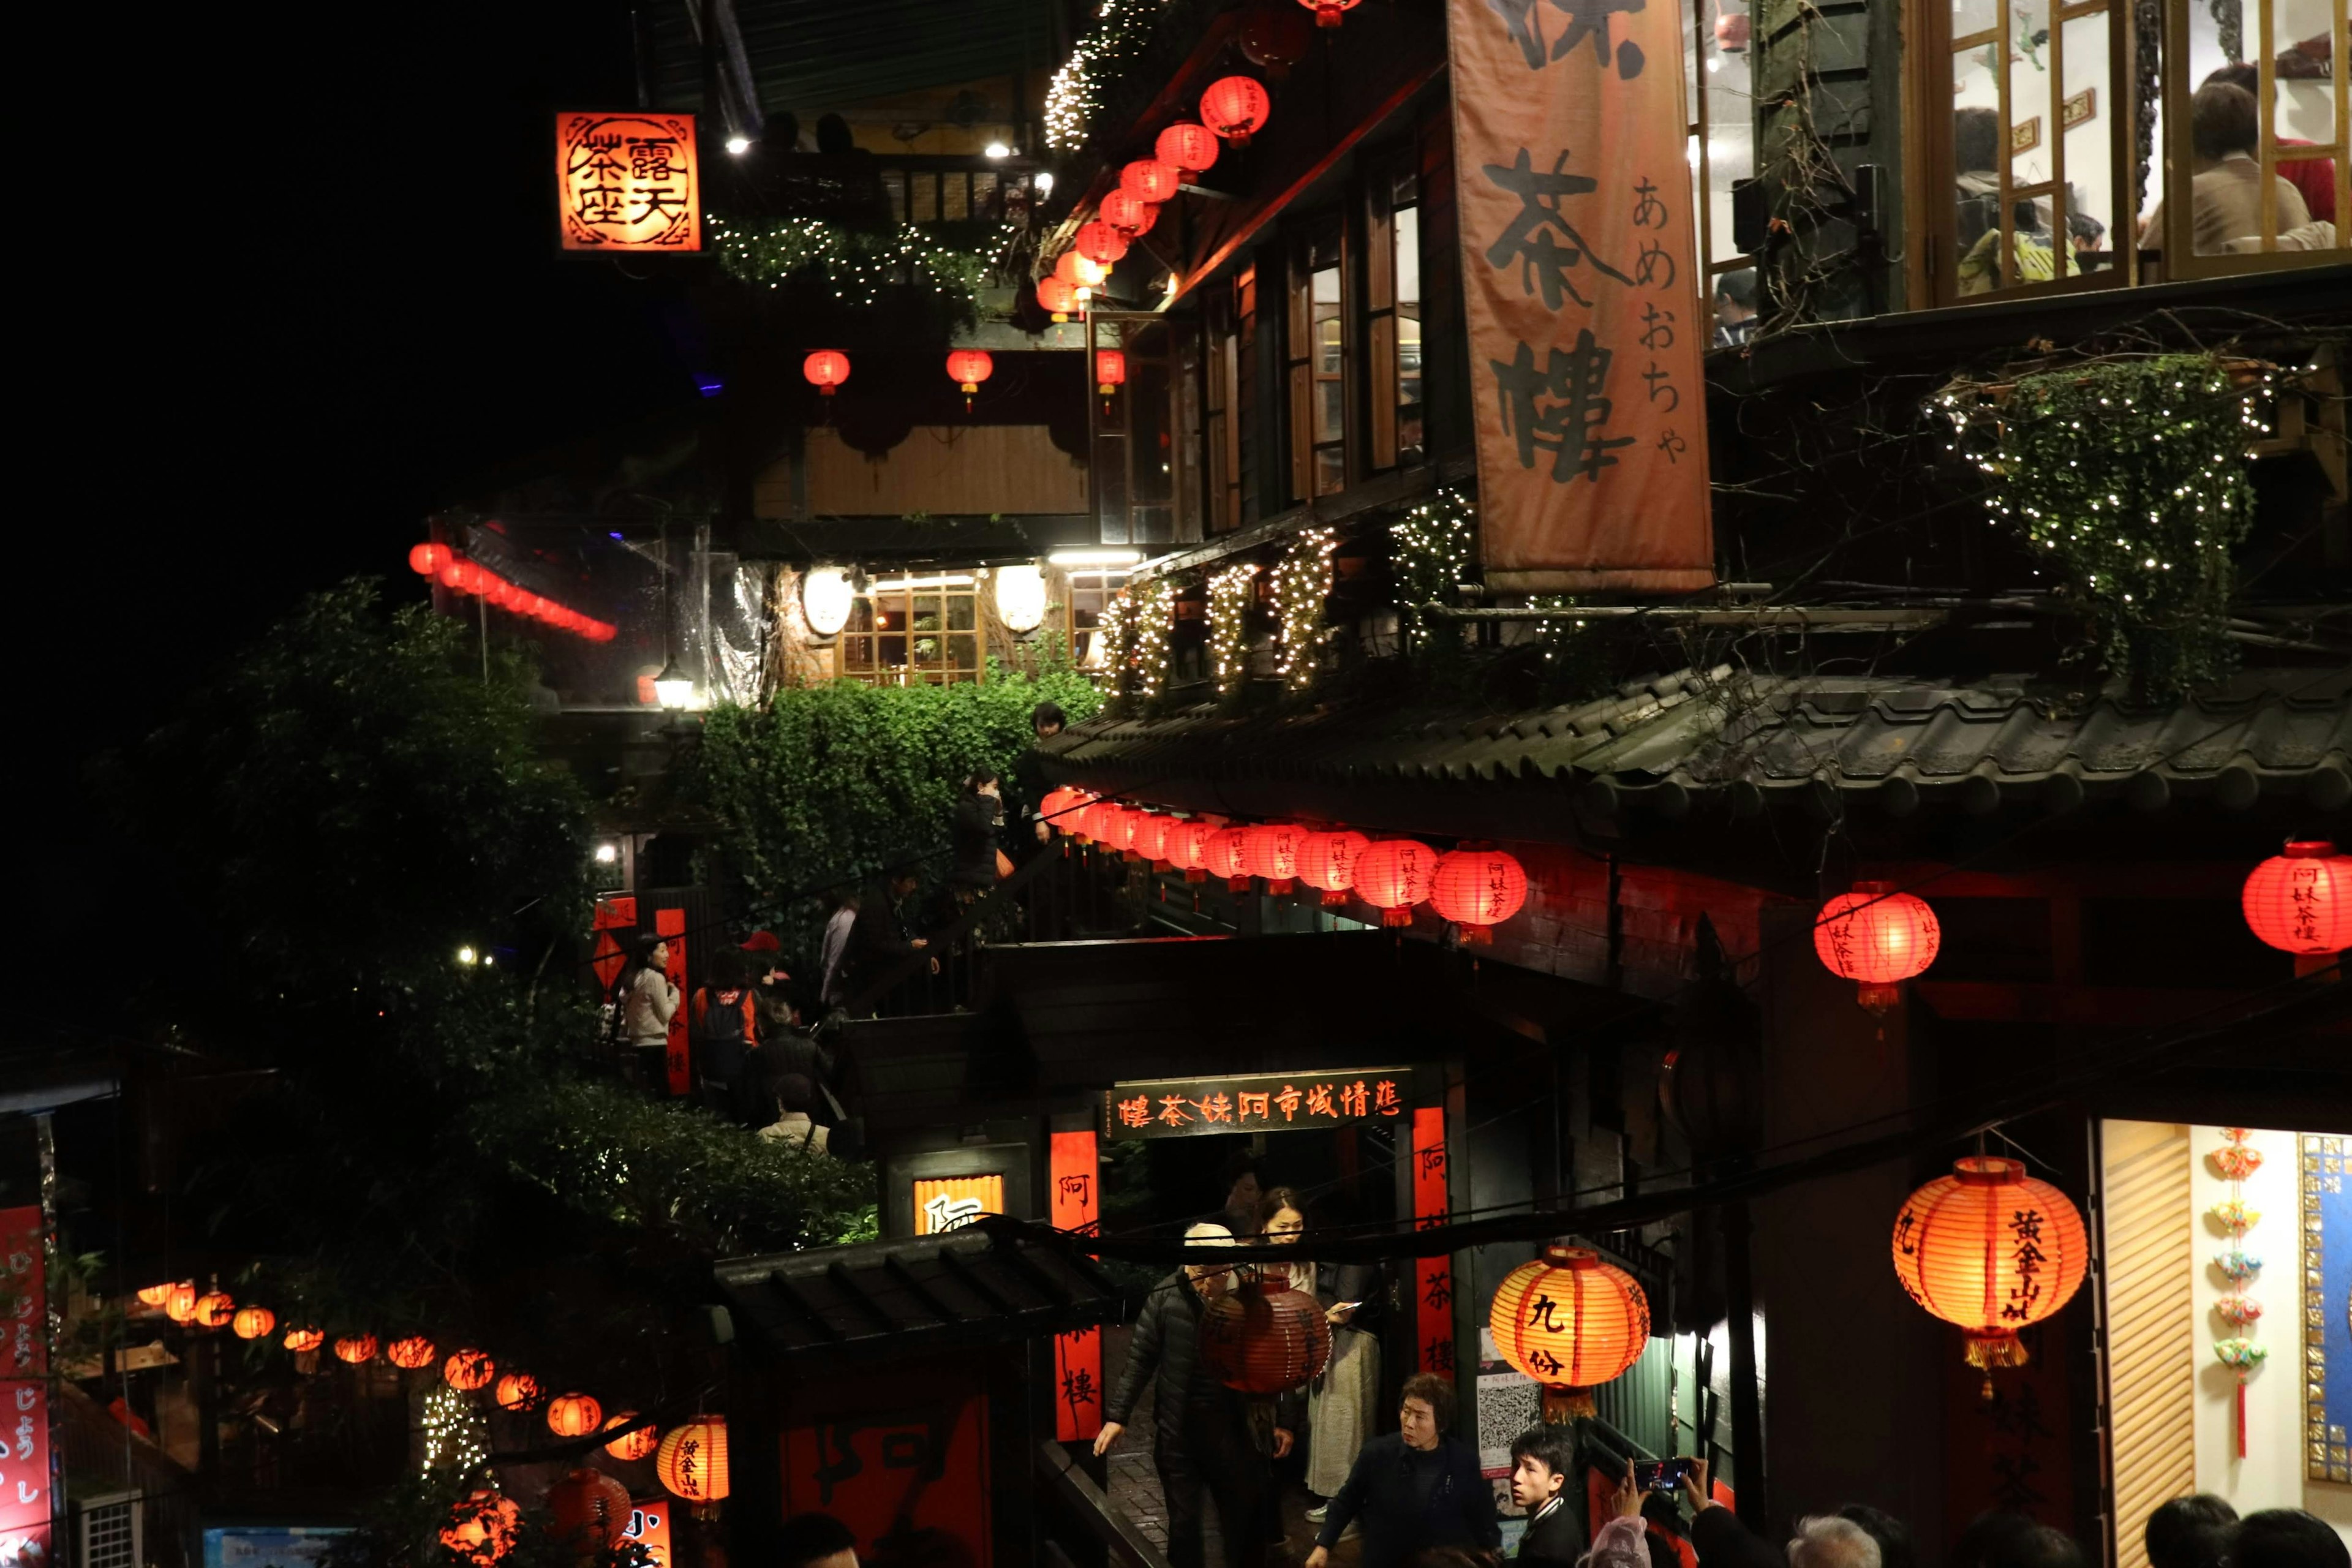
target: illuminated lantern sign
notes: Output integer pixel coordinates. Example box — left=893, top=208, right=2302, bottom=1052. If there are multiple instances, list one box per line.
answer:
left=2241, top=839, right=2349, bottom=962
left=912, top=1175, right=1005, bottom=1235
left=556, top=112, right=701, bottom=252
left=1893, top=1154, right=2089, bottom=1398
left=1488, top=1244, right=1650, bottom=1420
left=1106, top=1069, right=1415, bottom=1139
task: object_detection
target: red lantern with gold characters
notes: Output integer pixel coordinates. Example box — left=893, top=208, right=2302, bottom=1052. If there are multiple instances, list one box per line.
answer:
left=1354, top=840, right=1438, bottom=926
left=1488, top=1245, right=1651, bottom=1422
left=444, top=1349, right=497, bottom=1391
left=284, top=1325, right=324, bottom=1354
left=333, top=1335, right=377, bottom=1365
left=1096, top=349, right=1128, bottom=398
left=1156, top=123, right=1220, bottom=173
left=546, top=1469, right=633, bottom=1560
left=1297, top=829, right=1369, bottom=907
left=1201, top=77, right=1272, bottom=143
left=1200, top=1278, right=1332, bottom=1394
left=1036, top=276, right=1079, bottom=322
left=1121, top=159, right=1183, bottom=204
left=440, top=1488, right=521, bottom=1567
left=1076, top=221, right=1129, bottom=266
left=801, top=350, right=850, bottom=397
left=1430, top=849, right=1530, bottom=944
left=194, top=1290, right=235, bottom=1330
left=1242, top=822, right=1306, bottom=894
left=603, top=1412, right=660, bottom=1461
left=656, top=1417, right=731, bottom=1518
left=546, top=1392, right=605, bottom=1438
left=1100, top=189, right=1150, bottom=233
left=2241, top=839, right=2349, bottom=973
left=1893, top=1155, right=2090, bottom=1398
left=232, top=1306, right=276, bottom=1341
left=1202, top=826, right=1254, bottom=892
left=1814, top=881, right=1941, bottom=1017
left=388, top=1335, right=437, bottom=1370
left=495, top=1371, right=543, bottom=1411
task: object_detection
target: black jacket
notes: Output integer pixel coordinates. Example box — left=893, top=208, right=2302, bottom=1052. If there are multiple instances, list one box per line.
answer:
left=1106, top=1272, right=1250, bottom=1442
left=949, top=793, right=1005, bottom=888
left=1519, top=1499, right=1583, bottom=1563
left=1317, top=1432, right=1501, bottom=1568
left=1011, top=747, right=1054, bottom=842
left=841, top=881, right=919, bottom=999
left=1691, top=1504, right=1785, bottom=1568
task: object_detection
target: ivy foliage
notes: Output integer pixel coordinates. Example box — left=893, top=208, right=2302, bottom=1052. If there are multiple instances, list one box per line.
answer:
left=1948, top=353, right=2263, bottom=697
left=1389, top=489, right=1479, bottom=658
left=709, top=216, right=998, bottom=333
left=688, top=663, right=1103, bottom=963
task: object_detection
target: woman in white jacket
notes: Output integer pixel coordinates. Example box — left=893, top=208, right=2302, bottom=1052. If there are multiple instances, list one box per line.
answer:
left=618, top=933, right=679, bottom=1090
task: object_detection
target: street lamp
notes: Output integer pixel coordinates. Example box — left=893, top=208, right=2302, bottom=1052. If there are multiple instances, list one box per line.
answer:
left=653, top=661, right=696, bottom=710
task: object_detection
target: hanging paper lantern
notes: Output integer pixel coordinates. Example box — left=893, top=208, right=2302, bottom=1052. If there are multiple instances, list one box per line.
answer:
left=1039, top=786, right=1090, bottom=837
left=946, top=350, right=994, bottom=410
left=333, top=1335, right=377, bottom=1364
left=603, top=1412, right=660, bottom=1461
left=1076, top=222, right=1129, bottom=265
left=1169, top=819, right=1220, bottom=883
left=1893, top=1155, right=2089, bottom=1399
left=385, top=1335, right=434, bottom=1369
left=440, top=1489, right=522, bottom=1567
left=165, top=1283, right=198, bottom=1323
left=1036, top=276, right=1079, bottom=321
left=1055, top=249, right=1109, bottom=290
left=1201, top=77, right=1273, bottom=143
left=1297, top=0, right=1360, bottom=28
left=1156, top=123, right=1220, bottom=173
left=283, top=1326, right=323, bottom=1354
left=1101, top=189, right=1150, bottom=233
left=1202, top=826, right=1255, bottom=891
left=1122, top=159, right=1183, bottom=204
left=1488, top=1245, right=1651, bottom=1421
left=1430, top=849, right=1530, bottom=944
left=655, top=1417, right=731, bottom=1517
left=408, top=543, right=449, bottom=577
left=546, top=1393, right=605, bottom=1438
left=1242, top=823, right=1306, bottom=893
left=546, top=1468, right=634, bottom=1560
left=1126, top=201, right=1161, bottom=236
left=1111, top=805, right=1147, bottom=859
left=194, top=1290, right=235, bottom=1329
left=1096, top=349, right=1128, bottom=398
left=1199, top=1279, right=1332, bottom=1393
left=444, top=1348, right=497, bottom=1390
left=1813, top=881, right=1941, bottom=1016
left=495, top=1371, right=544, bottom=1411
left=1355, top=840, right=1438, bottom=926
left=1140, top=813, right=1180, bottom=867
left=136, top=1284, right=174, bottom=1308
left=2241, top=839, right=2349, bottom=964
left=1297, top=829, right=1370, bottom=907
left=802, top=350, right=851, bottom=397
left=232, top=1306, right=276, bottom=1341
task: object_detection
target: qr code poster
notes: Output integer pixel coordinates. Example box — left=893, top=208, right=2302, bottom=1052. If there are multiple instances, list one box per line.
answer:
left=1477, top=1325, right=1539, bottom=1472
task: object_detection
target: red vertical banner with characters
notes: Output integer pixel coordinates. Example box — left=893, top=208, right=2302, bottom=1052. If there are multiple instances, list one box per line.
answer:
left=1446, top=0, right=1714, bottom=592
left=592, top=897, right=638, bottom=995
left=1412, top=1108, right=1455, bottom=1378
left=1049, top=1131, right=1103, bottom=1442
left=780, top=1398, right=992, bottom=1566
left=655, top=908, right=689, bottom=1097
left=1, top=1207, right=51, bottom=1566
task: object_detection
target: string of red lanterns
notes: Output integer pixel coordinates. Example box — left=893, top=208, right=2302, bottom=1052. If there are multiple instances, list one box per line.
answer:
left=1156, top=123, right=1219, bottom=173
left=1200, top=77, right=1273, bottom=145
left=408, top=545, right=616, bottom=642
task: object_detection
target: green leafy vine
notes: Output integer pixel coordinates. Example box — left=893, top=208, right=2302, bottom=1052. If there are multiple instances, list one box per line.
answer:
left=709, top=216, right=1000, bottom=326
left=1207, top=564, right=1259, bottom=697
left=1272, top=528, right=1339, bottom=691
left=1389, top=489, right=1479, bottom=655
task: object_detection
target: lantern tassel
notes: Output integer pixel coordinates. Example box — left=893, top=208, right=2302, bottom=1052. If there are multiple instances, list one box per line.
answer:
left=2236, top=1377, right=2247, bottom=1458
left=1382, top=908, right=1412, bottom=927
left=1963, top=1329, right=2029, bottom=1403
left=1539, top=1385, right=1596, bottom=1423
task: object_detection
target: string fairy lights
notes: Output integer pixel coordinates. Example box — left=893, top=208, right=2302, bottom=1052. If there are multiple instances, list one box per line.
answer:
left=1271, top=528, right=1339, bottom=690
left=1207, top=564, right=1259, bottom=696
left=1045, top=0, right=1172, bottom=150
left=422, top=1382, right=491, bottom=1478
left=1128, top=578, right=1175, bottom=701
left=708, top=216, right=1012, bottom=317
left=1388, top=488, right=1477, bottom=654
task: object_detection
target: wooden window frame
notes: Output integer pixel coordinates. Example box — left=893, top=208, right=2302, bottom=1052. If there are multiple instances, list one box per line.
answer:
left=837, top=576, right=986, bottom=686
left=1204, top=288, right=1242, bottom=535
left=1287, top=222, right=1350, bottom=503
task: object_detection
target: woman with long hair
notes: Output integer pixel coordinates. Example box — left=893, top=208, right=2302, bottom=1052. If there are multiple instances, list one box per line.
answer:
left=614, top=930, right=679, bottom=1093
left=1266, top=1189, right=1382, bottom=1526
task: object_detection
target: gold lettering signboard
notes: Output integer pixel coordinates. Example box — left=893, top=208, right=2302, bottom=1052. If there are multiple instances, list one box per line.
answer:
left=1104, top=1069, right=1418, bottom=1139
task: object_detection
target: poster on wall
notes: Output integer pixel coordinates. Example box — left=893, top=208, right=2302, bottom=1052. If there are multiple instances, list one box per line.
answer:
left=0, top=1207, right=49, bottom=1568
left=2304, top=1133, right=2350, bottom=1483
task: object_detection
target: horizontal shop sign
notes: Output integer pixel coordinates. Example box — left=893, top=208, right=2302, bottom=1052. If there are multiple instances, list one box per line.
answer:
left=1104, top=1068, right=1420, bottom=1139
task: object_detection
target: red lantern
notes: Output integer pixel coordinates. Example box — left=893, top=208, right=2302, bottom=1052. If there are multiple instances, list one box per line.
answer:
left=440, top=1489, right=521, bottom=1567
left=1488, top=1245, right=1651, bottom=1421
left=1111, top=805, right=1147, bottom=859
left=1202, top=826, right=1254, bottom=891
left=135, top=1283, right=173, bottom=1309
left=655, top=1417, right=731, bottom=1517
left=603, top=1412, right=659, bottom=1461
left=1201, top=77, right=1273, bottom=144
left=165, top=1283, right=198, bottom=1323
left=947, top=350, right=994, bottom=409
left=1100, top=189, right=1150, bottom=233
left=495, top=1371, right=543, bottom=1411
left=332, top=1335, right=377, bottom=1364
left=546, top=1469, right=633, bottom=1559
left=1125, top=201, right=1161, bottom=236
left=1039, top=786, right=1090, bottom=836
left=802, top=350, right=850, bottom=396
left=1430, top=850, right=1530, bottom=944
left=444, top=1349, right=497, bottom=1390
left=1298, top=0, right=1360, bottom=26
left=1169, top=819, right=1219, bottom=883
left=232, top=1306, right=276, bottom=1341
left=387, top=1335, right=436, bottom=1370
left=283, top=1326, right=323, bottom=1353
left=1814, top=881, right=1941, bottom=1017
left=1242, top=823, right=1306, bottom=893
left=1894, top=1155, right=2090, bottom=1398
left=194, top=1290, right=235, bottom=1329
left=1355, top=840, right=1438, bottom=925
left=1055, top=249, right=1109, bottom=290
left=1036, top=276, right=1079, bottom=321
left=1121, top=159, right=1183, bottom=203
left=1297, top=829, right=1369, bottom=907
left=437, top=557, right=468, bottom=590
left=2241, top=840, right=2349, bottom=971
left=1096, top=350, right=1128, bottom=398
left=1156, top=123, right=1219, bottom=173
left=1076, top=221, right=1129, bottom=265
left=546, top=1392, right=605, bottom=1438
left=1239, top=7, right=1313, bottom=77
left=408, top=543, right=448, bottom=576
left=1200, top=1280, right=1332, bottom=1393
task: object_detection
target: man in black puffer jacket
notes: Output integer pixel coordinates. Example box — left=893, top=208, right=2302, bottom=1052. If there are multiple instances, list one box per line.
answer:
left=1095, top=1224, right=1266, bottom=1568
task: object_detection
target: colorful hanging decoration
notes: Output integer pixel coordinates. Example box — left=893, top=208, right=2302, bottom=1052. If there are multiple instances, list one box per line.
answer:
left=164, top=1283, right=198, bottom=1323
left=1487, top=1245, right=1651, bottom=1422
left=2241, top=840, right=2348, bottom=970
left=388, top=1335, right=437, bottom=1370
left=946, top=349, right=995, bottom=410
left=655, top=1417, right=731, bottom=1518
left=1140, top=813, right=1179, bottom=868
left=1200, top=77, right=1273, bottom=143
left=1892, top=1155, right=2090, bottom=1400
left=1054, top=249, right=1109, bottom=290
left=444, top=1349, right=497, bottom=1390
left=1355, top=840, right=1439, bottom=926
left=1170, top=819, right=1219, bottom=884
left=1429, top=848, right=1531, bottom=944
left=1099, top=189, right=1150, bottom=235
left=2207, top=1126, right=2267, bottom=1457
left=231, top=1306, right=276, bottom=1341
left=282, top=1326, right=324, bottom=1354
left=603, top=1412, right=659, bottom=1461
left=1076, top=221, right=1129, bottom=265
left=1813, top=881, right=1942, bottom=1020
left=193, top=1289, right=236, bottom=1329
left=801, top=350, right=850, bottom=396
left=1096, top=349, right=1127, bottom=399
left=1242, top=822, right=1306, bottom=893
left=1122, top=159, right=1182, bottom=205
left=1297, top=829, right=1369, bottom=907
left=1202, top=826, right=1254, bottom=892
left=410, top=548, right=617, bottom=641
left=136, top=1284, right=174, bottom=1308
left=1155, top=123, right=1219, bottom=173
left=1200, top=1278, right=1332, bottom=1393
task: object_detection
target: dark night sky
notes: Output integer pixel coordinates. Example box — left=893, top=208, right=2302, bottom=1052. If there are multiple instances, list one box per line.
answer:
left=53, top=0, right=698, bottom=930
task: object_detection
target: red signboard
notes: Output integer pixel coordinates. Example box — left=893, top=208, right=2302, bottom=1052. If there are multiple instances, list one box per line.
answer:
left=1049, top=1131, right=1102, bottom=1442
left=1411, top=1109, right=1454, bottom=1377
left=592, top=897, right=638, bottom=994
left=556, top=113, right=701, bottom=253
left=780, top=1397, right=992, bottom=1566
left=620, top=1500, right=671, bottom=1568
left=655, top=908, right=689, bottom=1097
left=0, top=1207, right=50, bottom=1565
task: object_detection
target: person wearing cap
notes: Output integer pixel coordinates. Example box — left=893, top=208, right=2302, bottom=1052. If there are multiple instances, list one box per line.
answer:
left=1098, top=1223, right=1268, bottom=1568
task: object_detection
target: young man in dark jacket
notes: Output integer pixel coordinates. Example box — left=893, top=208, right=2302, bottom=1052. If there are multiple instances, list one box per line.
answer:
left=1009, top=701, right=1066, bottom=861
left=1306, top=1373, right=1499, bottom=1568
left=838, top=872, right=929, bottom=1011
left=1095, top=1225, right=1267, bottom=1568
left=1509, top=1423, right=1581, bottom=1562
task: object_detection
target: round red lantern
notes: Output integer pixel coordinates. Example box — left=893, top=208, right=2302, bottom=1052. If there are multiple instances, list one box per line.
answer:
left=165, top=1283, right=198, bottom=1323
left=1242, top=822, right=1306, bottom=893
left=2241, top=840, right=2349, bottom=971
left=136, top=1283, right=173, bottom=1308
left=655, top=1417, right=731, bottom=1518
left=444, top=1348, right=496, bottom=1390
left=947, top=350, right=994, bottom=407
left=1894, top=1155, right=2090, bottom=1397
left=1036, top=276, right=1079, bottom=321
left=1039, top=786, right=1089, bottom=836
left=232, top=1306, right=276, bottom=1341
left=1354, top=839, right=1438, bottom=926
left=1055, top=249, right=1109, bottom=290
left=1139, top=813, right=1179, bottom=866
left=1156, top=123, right=1220, bottom=173
left=494, top=1371, right=543, bottom=1411
left=1076, top=221, right=1129, bottom=265
left=1096, top=349, right=1128, bottom=398
left=546, top=1468, right=633, bottom=1559
left=1101, top=189, right=1150, bottom=233
left=802, top=350, right=850, bottom=396
left=1111, top=804, right=1147, bottom=859
left=194, top=1290, right=235, bottom=1330
left=1169, top=819, right=1221, bottom=883
left=1201, top=77, right=1273, bottom=144
left=440, top=1489, right=521, bottom=1567
left=546, top=1392, right=605, bottom=1438
left=1489, top=1245, right=1651, bottom=1421
left=1239, top=6, right=1313, bottom=76
left=603, top=1412, right=659, bottom=1461
left=1200, top=1279, right=1332, bottom=1393
left=1202, top=826, right=1255, bottom=891
left=332, top=1335, right=377, bottom=1364
left=408, top=543, right=448, bottom=577
left=1297, top=0, right=1360, bottom=26
left=1814, top=881, right=1941, bottom=1017
left=1121, top=159, right=1183, bottom=204
left=283, top=1325, right=324, bottom=1354
left=1430, top=849, right=1530, bottom=944
left=387, top=1335, right=435, bottom=1370
left=1297, top=829, right=1370, bottom=907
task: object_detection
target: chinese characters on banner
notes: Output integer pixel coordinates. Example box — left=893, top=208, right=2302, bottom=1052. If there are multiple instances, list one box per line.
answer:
left=592, top=897, right=638, bottom=995
left=1446, top=0, right=1714, bottom=592
left=1411, top=1109, right=1455, bottom=1378
left=620, top=1502, right=671, bottom=1568
left=556, top=113, right=701, bottom=252
left=1049, top=1132, right=1103, bottom=1442
left=911, top=1175, right=1005, bottom=1237
left=1, top=1206, right=50, bottom=1564
left=1103, top=1069, right=1415, bottom=1140
left=655, top=908, right=690, bottom=1098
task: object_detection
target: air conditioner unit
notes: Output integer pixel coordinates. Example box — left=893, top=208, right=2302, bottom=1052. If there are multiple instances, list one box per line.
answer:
left=75, top=1491, right=144, bottom=1568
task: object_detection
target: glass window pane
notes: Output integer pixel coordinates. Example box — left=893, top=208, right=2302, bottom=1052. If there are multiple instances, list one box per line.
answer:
left=943, top=173, right=970, bottom=221
left=1311, top=265, right=1341, bottom=304
left=1317, top=380, right=1345, bottom=443
left=1702, top=2, right=1757, bottom=268
left=1315, top=447, right=1345, bottom=496
left=913, top=173, right=938, bottom=222
left=2059, top=11, right=2115, bottom=270
left=1395, top=206, right=1422, bottom=307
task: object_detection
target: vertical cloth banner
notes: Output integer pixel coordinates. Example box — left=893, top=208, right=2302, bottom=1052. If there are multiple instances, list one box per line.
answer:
left=1447, top=0, right=1714, bottom=592
left=655, top=908, right=690, bottom=1098
left=1, top=1206, right=51, bottom=1564
left=1411, top=1109, right=1455, bottom=1377
left=1049, top=1131, right=1103, bottom=1442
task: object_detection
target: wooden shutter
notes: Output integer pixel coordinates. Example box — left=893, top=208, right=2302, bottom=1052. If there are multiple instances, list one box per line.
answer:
left=2098, top=1120, right=2194, bottom=1568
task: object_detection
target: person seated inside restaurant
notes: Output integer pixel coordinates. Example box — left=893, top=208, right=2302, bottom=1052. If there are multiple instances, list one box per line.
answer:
left=2202, top=62, right=2335, bottom=224
left=2141, top=81, right=2313, bottom=255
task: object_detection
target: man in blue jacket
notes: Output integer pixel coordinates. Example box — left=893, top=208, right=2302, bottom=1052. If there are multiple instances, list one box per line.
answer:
left=1305, top=1373, right=1501, bottom=1568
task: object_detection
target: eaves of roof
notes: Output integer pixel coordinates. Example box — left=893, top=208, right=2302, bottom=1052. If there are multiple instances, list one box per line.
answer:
left=651, top=0, right=1052, bottom=122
